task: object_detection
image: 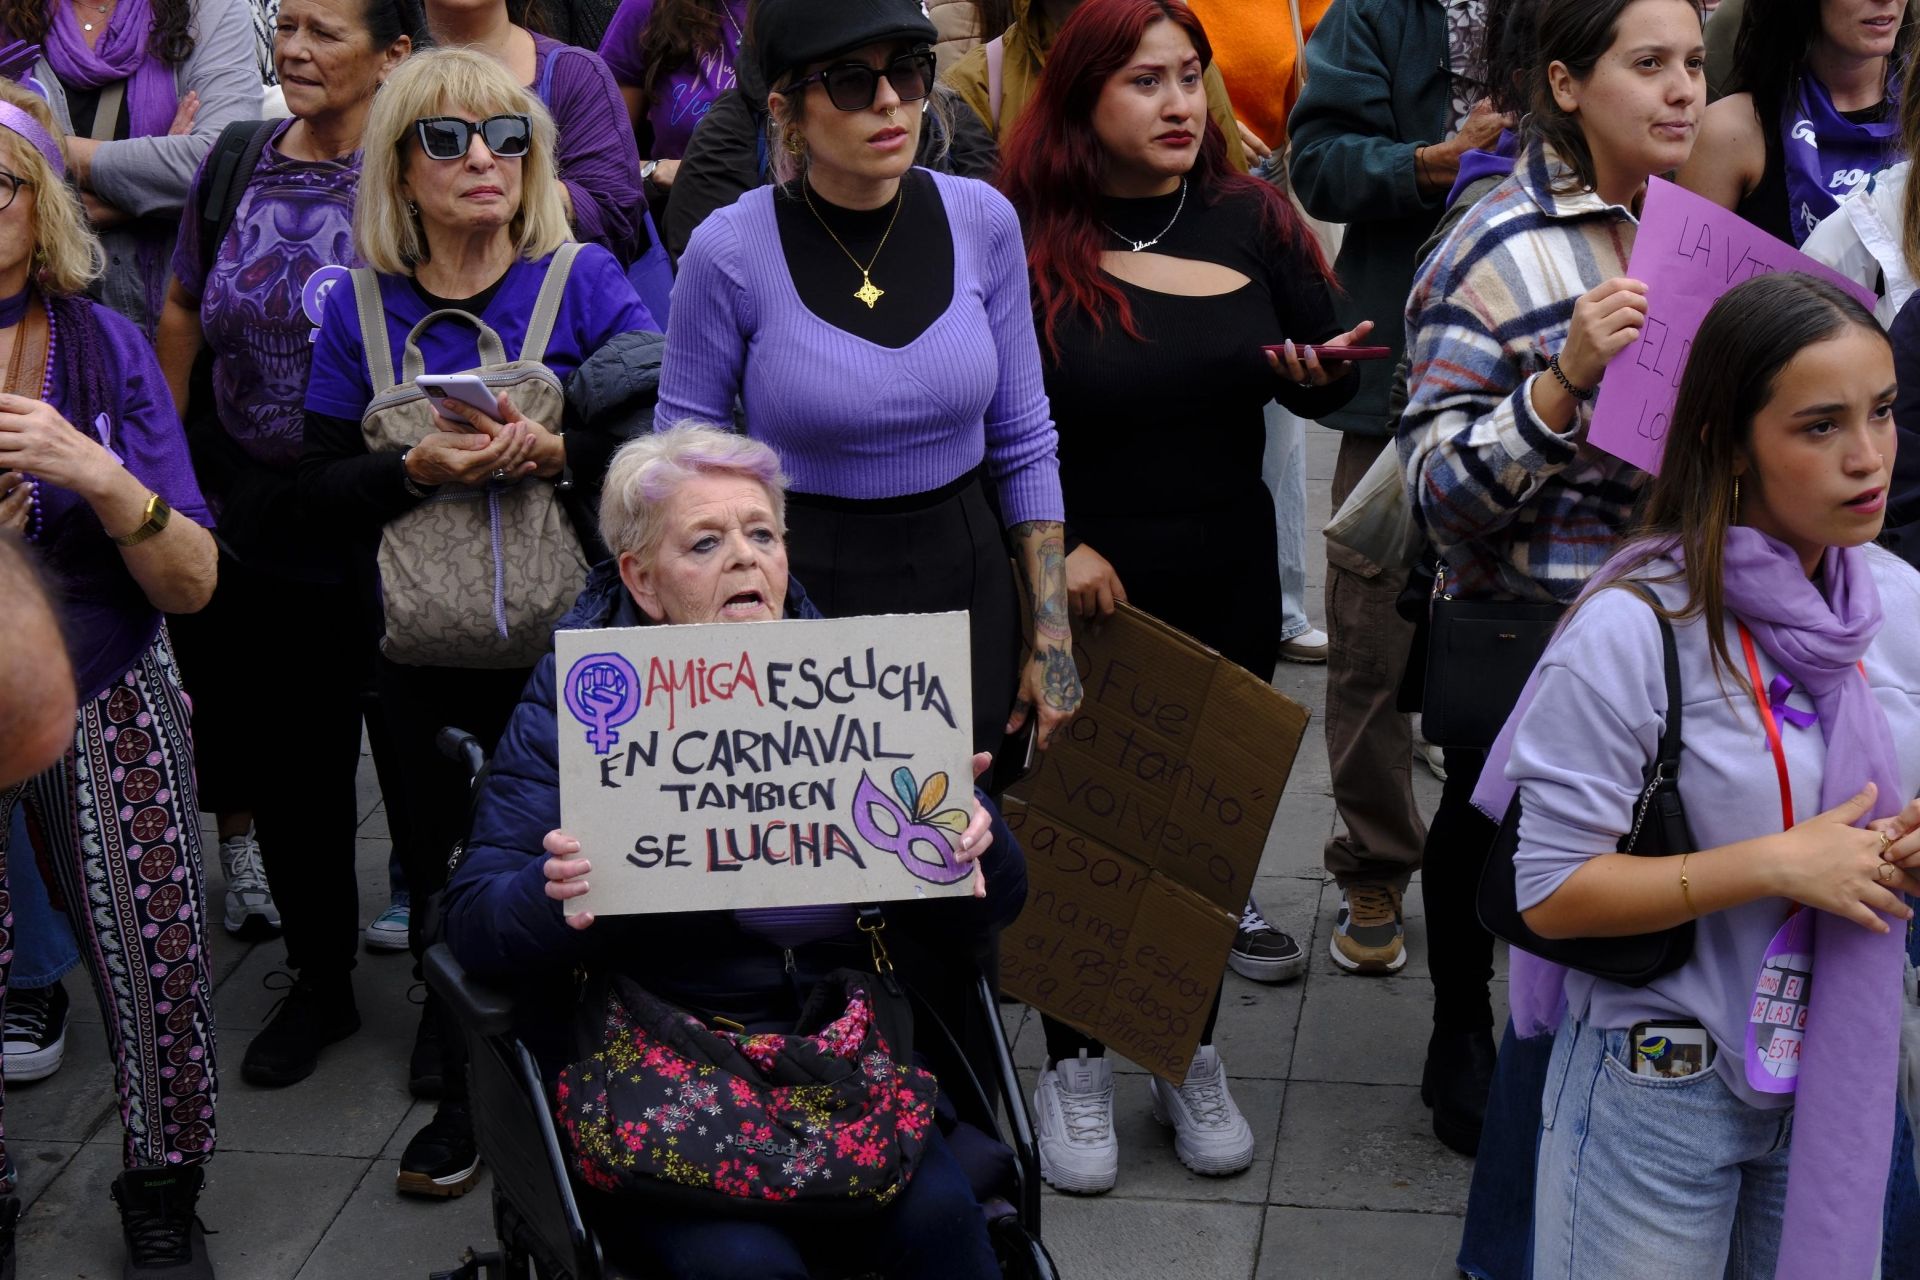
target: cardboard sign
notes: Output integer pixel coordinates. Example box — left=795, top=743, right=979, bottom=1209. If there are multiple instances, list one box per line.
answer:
left=554, top=613, right=978, bottom=917
left=1587, top=177, right=1878, bottom=474
left=997, top=604, right=1310, bottom=1082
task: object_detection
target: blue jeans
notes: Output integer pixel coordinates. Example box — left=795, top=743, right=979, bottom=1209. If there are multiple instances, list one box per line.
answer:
left=1534, top=1016, right=1791, bottom=1279
left=1457, top=1021, right=1554, bottom=1280
left=588, top=1127, right=998, bottom=1279
left=1261, top=402, right=1312, bottom=644
left=5, top=805, right=79, bottom=988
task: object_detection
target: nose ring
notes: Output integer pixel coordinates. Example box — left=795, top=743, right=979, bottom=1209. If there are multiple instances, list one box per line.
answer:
left=887, top=107, right=898, bottom=123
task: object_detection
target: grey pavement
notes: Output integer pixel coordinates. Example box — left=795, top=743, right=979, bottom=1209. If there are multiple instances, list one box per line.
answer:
left=14, top=422, right=1490, bottom=1278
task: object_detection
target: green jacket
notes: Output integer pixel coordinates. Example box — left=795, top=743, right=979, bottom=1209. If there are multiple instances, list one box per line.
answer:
left=1287, top=0, right=1451, bottom=436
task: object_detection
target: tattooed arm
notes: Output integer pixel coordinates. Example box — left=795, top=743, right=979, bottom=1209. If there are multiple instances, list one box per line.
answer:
left=1007, top=520, right=1084, bottom=750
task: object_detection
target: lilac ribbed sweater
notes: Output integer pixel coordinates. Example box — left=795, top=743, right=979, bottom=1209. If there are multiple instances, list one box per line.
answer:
left=655, top=169, right=1064, bottom=526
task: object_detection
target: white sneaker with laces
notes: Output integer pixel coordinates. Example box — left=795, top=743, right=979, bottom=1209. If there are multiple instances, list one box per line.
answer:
left=1034, top=1050, right=1118, bottom=1194
left=364, top=895, right=412, bottom=952
left=1147, top=1045, right=1255, bottom=1176
left=219, top=830, right=282, bottom=937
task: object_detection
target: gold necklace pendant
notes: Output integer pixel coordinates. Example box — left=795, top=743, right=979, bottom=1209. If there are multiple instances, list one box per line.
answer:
left=855, top=274, right=884, bottom=308
left=803, top=179, right=904, bottom=313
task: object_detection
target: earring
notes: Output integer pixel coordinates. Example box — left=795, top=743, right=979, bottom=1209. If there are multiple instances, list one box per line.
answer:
left=1732, top=475, right=1741, bottom=518
left=783, top=129, right=806, bottom=157
left=406, top=200, right=419, bottom=217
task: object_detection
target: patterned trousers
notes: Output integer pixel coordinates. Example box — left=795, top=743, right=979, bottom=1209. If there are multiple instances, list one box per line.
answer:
left=0, top=627, right=217, bottom=1173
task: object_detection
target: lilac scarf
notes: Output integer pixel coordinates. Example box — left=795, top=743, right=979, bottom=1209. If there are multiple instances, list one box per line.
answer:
left=43, top=0, right=176, bottom=141
left=1782, top=71, right=1900, bottom=246
left=1475, top=529, right=1903, bottom=1279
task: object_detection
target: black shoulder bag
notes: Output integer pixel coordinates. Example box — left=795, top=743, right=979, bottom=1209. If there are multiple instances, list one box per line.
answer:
left=1475, top=588, right=1696, bottom=987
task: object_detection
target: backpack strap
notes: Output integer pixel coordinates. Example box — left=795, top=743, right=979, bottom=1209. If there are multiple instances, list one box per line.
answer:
left=351, top=267, right=398, bottom=395
left=519, top=241, right=585, bottom=366
left=196, top=119, right=275, bottom=273
left=984, top=35, right=1005, bottom=129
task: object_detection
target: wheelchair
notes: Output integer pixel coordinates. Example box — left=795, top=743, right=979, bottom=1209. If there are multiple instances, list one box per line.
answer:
left=424, top=729, right=1058, bottom=1280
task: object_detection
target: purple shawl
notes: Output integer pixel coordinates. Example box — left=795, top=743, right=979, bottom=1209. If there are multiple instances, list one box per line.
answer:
left=43, top=0, right=177, bottom=140
left=1474, top=528, right=1903, bottom=1279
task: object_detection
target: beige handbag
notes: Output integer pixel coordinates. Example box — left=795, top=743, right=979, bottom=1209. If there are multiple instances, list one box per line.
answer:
left=1323, top=439, right=1421, bottom=581
left=354, top=243, right=591, bottom=669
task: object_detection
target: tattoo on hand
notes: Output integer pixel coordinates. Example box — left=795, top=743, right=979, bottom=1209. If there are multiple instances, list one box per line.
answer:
left=1012, top=520, right=1071, bottom=644
left=1038, top=645, right=1082, bottom=713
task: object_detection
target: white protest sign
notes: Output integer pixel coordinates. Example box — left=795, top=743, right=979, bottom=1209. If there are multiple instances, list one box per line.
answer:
left=555, top=612, right=977, bottom=916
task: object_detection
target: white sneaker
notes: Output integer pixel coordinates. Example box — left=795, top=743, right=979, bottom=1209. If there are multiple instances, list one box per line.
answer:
left=219, top=830, right=282, bottom=938
left=2, top=983, right=68, bottom=1082
left=1034, top=1050, right=1118, bottom=1194
left=1147, top=1045, right=1255, bottom=1176
left=1278, top=628, right=1329, bottom=664
left=364, top=894, right=412, bottom=952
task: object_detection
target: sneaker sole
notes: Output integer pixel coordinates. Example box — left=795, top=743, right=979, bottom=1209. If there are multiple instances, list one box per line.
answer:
left=1277, top=650, right=1328, bottom=665
left=363, top=931, right=411, bottom=953
left=1147, top=1094, right=1254, bottom=1176
left=1036, top=1156, right=1116, bottom=1196
left=1329, top=932, right=1408, bottom=975
left=2, top=1041, right=62, bottom=1082
left=1227, top=950, right=1306, bottom=983
left=395, top=1158, right=481, bottom=1199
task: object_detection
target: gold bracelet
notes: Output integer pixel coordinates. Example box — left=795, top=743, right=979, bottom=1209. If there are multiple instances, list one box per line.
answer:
left=1679, top=852, right=1697, bottom=918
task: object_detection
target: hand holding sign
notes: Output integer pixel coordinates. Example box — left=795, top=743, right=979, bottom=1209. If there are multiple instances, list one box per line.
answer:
left=1560, top=278, right=1649, bottom=390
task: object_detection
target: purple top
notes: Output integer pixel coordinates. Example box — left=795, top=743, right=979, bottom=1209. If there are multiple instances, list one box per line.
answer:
left=530, top=33, right=645, bottom=261
left=1508, top=550, right=1920, bottom=1108
left=304, top=244, right=654, bottom=420
left=596, top=0, right=746, bottom=160
left=172, top=119, right=360, bottom=470
left=35, top=299, right=211, bottom=699
left=655, top=170, right=1064, bottom=526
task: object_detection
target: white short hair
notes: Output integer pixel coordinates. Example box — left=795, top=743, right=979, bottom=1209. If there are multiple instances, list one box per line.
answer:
left=599, top=424, right=790, bottom=565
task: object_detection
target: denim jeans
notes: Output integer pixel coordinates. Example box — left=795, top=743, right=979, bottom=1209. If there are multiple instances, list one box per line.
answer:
left=1534, top=1016, right=1791, bottom=1280
left=1261, top=401, right=1312, bottom=644
left=1457, top=1021, right=1555, bottom=1280
left=5, top=805, right=79, bottom=989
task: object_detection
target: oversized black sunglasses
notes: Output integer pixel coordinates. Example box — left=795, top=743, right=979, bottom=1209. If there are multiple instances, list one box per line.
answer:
left=412, top=114, right=533, bottom=161
left=786, top=51, right=936, bottom=113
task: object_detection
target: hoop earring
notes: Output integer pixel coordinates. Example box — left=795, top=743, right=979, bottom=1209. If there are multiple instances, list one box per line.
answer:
left=783, top=129, right=806, bottom=157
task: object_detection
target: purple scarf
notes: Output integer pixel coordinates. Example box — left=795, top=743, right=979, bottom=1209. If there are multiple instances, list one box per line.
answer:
left=43, top=0, right=176, bottom=141
left=1781, top=71, right=1901, bottom=246
left=1475, top=529, right=1903, bottom=1279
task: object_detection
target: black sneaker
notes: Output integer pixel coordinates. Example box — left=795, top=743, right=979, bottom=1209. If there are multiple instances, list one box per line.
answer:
left=3, top=983, right=68, bottom=1082
left=1226, top=899, right=1306, bottom=983
left=409, top=999, right=444, bottom=1101
left=0, top=1192, right=18, bottom=1280
left=110, top=1165, right=214, bottom=1279
left=240, top=973, right=360, bottom=1088
left=397, top=1099, right=480, bottom=1198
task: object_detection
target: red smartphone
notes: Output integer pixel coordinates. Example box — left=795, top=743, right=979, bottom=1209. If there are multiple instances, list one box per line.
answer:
left=1264, top=343, right=1394, bottom=362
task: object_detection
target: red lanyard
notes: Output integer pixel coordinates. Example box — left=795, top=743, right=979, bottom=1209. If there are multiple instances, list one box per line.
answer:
left=1738, top=623, right=1796, bottom=830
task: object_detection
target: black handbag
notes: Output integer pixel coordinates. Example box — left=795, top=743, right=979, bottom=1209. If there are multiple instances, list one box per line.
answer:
left=1475, top=590, right=1695, bottom=987
left=1421, top=570, right=1567, bottom=749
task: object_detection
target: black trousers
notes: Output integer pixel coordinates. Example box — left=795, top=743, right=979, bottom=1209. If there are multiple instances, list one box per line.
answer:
left=169, top=557, right=366, bottom=978
left=1423, top=748, right=1496, bottom=1032
left=373, top=656, right=532, bottom=959
left=783, top=471, right=1023, bottom=764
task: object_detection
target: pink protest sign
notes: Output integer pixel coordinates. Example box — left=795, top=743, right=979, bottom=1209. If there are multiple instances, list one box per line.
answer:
left=1586, top=177, right=1878, bottom=474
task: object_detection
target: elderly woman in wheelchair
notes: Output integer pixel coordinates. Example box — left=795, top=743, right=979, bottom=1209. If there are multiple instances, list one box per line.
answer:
left=440, top=424, right=1024, bottom=1280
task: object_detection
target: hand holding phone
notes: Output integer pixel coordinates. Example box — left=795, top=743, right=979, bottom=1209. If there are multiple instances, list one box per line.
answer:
left=1263, top=343, right=1392, bottom=362
left=415, top=374, right=501, bottom=426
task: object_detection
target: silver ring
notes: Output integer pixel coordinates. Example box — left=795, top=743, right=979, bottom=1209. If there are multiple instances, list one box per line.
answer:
left=491, top=468, right=508, bottom=483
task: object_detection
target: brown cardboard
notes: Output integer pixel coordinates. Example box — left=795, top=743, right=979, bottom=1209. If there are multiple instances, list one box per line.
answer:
left=998, top=604, right=1311, bottom=1082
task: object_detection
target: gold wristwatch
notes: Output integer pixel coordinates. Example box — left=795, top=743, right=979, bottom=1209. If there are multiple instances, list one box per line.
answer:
left=111, top=492, right=172, bottom=547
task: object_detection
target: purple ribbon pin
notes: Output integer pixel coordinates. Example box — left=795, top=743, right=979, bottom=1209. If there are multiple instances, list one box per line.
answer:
left=1768, top=675, right=1818, bottom=731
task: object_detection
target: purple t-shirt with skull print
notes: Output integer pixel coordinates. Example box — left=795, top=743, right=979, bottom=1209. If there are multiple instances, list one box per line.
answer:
left=171, top=119, right=361, bottom=471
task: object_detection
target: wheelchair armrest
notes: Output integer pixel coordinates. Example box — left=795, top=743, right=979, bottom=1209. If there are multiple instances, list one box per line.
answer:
left=425, top=942, right=516, bottom=1038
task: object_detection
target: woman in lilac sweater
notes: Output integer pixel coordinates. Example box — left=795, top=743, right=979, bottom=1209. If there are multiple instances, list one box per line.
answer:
left=424, top=0, right=643, bottom=260
left=657, top=0, right=1077, bottom=766
left=1501, top=273, right=1920, bottom=1275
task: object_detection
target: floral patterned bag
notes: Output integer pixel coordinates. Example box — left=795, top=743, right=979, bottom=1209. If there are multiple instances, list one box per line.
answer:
left=554, top=964, right=938, bottom=1213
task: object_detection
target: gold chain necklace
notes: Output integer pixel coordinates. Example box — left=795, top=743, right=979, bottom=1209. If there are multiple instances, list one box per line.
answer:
left=802, top=180, right=905, bottom=310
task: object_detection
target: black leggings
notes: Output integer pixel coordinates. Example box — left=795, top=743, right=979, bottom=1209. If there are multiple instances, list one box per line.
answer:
left=1422, top=748, right=1496, bottom=1032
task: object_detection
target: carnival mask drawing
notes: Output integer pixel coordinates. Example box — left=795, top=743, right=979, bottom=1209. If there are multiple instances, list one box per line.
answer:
left=851, top=767, right=972, bottom=885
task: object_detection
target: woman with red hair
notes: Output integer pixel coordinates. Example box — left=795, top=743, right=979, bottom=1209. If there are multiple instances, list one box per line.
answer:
left=999, top=0, right=1369, bottom=1196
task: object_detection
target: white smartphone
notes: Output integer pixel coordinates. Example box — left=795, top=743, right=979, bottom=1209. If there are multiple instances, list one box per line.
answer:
left=415, top=374, right=500, bottom=424
left=1629, top=1021, right=1716, bottom=1079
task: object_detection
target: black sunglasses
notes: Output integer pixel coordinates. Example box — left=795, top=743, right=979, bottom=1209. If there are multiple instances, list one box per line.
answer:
left=786, top=51, right=936, bottom=113
left=412, top=114, right=533, bottom=161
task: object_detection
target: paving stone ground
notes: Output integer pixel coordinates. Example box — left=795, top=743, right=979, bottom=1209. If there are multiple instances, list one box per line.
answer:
left=14, top=423, right=1492, bottom=1278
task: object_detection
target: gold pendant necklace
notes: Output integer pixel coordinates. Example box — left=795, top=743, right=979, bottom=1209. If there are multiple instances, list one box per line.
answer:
left=803, top=179, right=905, bottom=310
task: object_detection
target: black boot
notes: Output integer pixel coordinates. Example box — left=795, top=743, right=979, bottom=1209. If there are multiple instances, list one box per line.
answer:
left=240, top=973, right=360, bottom=1087
left=396, top=1098, right=480, bottom=1199
left=111, top=1165, right=214, bottom=1279
left=1421, top=1026, right=1497, bottom=1157
left=0, top=1193, right=17, bottom=1280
